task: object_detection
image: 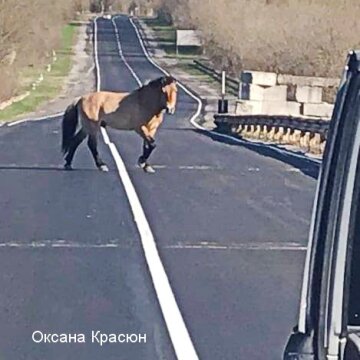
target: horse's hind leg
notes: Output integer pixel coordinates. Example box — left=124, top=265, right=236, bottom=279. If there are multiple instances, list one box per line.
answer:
left=64, top=129, right=87, bottom=170
left=87, top=134, right=109, bottom=172
left=138, top=138, right=156, bottom=173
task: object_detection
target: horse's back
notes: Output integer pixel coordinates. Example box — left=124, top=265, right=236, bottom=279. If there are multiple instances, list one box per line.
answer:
left=102, top=92, right=147, bottom=131
left=105, top=86, right=163, bottom=130
left=81, top=91, right=129, bottom=123
left=80, top=86, right=162, bottom=132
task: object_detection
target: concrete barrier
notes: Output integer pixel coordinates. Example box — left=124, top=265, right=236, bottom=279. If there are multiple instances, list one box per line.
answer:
left=295, top=86, right=322, bottom=103
left=277, top=74, right=339, bottom=88
left=237, top=70, right=338, bottom=120
left=240, top=71, right=277, bottom=86
left=235, top=100, right=262, bottom=115
left=239, top=83, right=287, bottom=102
left=236, top=100, right=301, bottom=116
left=303, top=103, right=334, bottom=118
left=261, top=101, right=301, bottom=117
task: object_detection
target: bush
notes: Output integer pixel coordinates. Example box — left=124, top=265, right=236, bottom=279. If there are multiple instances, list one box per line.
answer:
left=158, top=0, right=360, bottom=78
left=0, top=0, right=80, bottom=101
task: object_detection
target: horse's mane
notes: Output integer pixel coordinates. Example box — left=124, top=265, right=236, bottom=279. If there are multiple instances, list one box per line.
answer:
left=117, top=76, right=176, bottom=117
left=98, top=75, right=176, bottom=129
left=141, top=76, right=176, bottom=91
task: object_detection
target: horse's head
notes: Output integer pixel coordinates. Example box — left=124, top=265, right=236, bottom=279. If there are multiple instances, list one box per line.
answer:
left=161, top=76, right=177, bottom=115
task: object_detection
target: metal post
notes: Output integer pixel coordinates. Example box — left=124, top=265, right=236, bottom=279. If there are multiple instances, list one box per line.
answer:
left=175, top=31, right=178, bottom=57
left=222, top=70, right=226, bottom=98
left=218, top=70, right=228, bottom=114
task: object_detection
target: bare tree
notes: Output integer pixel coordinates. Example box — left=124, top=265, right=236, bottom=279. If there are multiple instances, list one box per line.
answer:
left=156, top=0, right=360, bottom=77
left=0, top=0, right=81, bottom=101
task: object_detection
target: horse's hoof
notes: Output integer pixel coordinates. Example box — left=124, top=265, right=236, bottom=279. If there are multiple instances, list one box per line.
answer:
left=144, top=164, right=155, bottom=174
left=64, top=164, right=73, bottom=171
left=99, top=164, right=109, bottom=172
left=138, top=158, right=146, bottom=169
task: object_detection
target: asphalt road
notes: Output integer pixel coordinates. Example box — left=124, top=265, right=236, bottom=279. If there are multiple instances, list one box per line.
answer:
left=0, top=15, right=317, bottom=360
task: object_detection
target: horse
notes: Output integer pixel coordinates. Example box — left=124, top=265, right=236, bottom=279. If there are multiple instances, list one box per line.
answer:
left=61, top=76, right=178, bottom=173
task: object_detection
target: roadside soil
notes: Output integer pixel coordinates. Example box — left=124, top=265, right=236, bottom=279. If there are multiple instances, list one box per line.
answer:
left=6, top=21, right=95, bottom=122
left=4, top=16, right=224, bottom=128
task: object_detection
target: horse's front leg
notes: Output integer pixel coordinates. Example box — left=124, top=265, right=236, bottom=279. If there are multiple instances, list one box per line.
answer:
left=138, top=137, right=156, bottom=173
left=137, top=126, right=157, bottom=174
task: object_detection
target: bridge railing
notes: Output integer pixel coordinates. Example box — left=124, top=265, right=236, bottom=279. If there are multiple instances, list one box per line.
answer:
left=192, top=60, right=332, bottom=155
left=214, top=114, right=329, bottom=154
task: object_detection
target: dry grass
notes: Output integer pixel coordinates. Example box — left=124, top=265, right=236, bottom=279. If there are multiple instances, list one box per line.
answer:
left=0, top=23, right=77, bottom=122
left=0, top=0, right=85, bottom=102
left=154, top=0, right=360, bottom=78
left=2, top=0, right=355, bottom=104
left=110, top=0, right=162, bottom=14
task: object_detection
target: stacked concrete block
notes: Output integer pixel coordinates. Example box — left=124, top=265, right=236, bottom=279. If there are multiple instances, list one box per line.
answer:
left=228, top=69, right=339, bottom=155
left=277, top=74, right=339, bottom=88
left=303, top=103, right=334, bottom=118
left=235, top=100, right=262, bottom=115
left=240, top=83, right=287, bottom=102
left=238, top=70, right=302, bottom=117
left=240, top=71, right=277, bottom=87
left=236, top=69, right=338, bottom=119
left=261, top=101, right=301, bottom=116
left=295, top=86, right=322, bottom=103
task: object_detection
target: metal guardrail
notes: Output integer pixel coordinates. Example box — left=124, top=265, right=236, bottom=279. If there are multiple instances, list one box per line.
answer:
left=193, top=60, right=239, bottom=95
left=214, top=114, right=330, bottom=139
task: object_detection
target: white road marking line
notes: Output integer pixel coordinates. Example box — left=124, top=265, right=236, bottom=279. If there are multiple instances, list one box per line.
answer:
left=128, top=17, right=322, bottom=165
left=176, top=165, right=215, bottom=170
left=112, top=17, right=142, bottom=87
left=94, top=17, right=101, bottom=92
left=94, top=17, right=199, bottom=360
left=147, top=164, right=219, bottom=170
left=286, top=168, right=302, bottom=173
left=164, top=242, right=307, bottom=251
left=7, top=112, right=63, bottom=127
left=0, top=241, right=307, bottom=251
left=0, top=242, right=122, bottom=249
left=128, top=17, right=203, bottom=129
left=135, top=165, right=314, bottom=172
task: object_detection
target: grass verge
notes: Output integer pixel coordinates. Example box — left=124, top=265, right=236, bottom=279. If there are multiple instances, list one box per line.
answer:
left=142, top=18, right=228, bottom=94
left=0, top=24, right=77, bottom=122
left=142, top=17, right=201, bottom=59
left=176, top=62, right=217, bottom=84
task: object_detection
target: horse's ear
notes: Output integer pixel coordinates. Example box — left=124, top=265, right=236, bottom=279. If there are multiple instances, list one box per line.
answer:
left=161, top=77, right=167, bottom=86
left=160, top=76, right=176, bottom=87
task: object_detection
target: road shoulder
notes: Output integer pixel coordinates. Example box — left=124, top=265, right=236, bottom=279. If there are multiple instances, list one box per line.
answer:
left=0, top=19, right=95, bottom=124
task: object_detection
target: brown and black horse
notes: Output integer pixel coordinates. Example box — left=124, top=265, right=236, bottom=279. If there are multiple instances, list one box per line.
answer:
left=61, top=76, right=178, bottom=173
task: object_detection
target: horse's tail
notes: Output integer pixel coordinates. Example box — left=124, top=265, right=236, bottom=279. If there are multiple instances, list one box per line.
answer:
left=62, top=99, right=80, bottom=154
